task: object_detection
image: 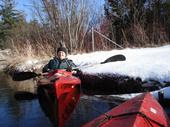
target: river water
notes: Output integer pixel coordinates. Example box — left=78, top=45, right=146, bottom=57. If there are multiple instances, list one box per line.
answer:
left=0, top=72, right=117, bottom=127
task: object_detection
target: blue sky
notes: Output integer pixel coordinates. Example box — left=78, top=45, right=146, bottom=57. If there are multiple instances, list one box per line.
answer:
left=16, top=0, right=33, bottom=21
left=15, top=0, right=105, bottom=22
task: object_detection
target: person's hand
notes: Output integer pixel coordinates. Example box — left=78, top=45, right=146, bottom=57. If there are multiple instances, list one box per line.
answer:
left=72, top=69, right=82, bottom=76
left=71, top=70, right=77, bottom=74
left=66, top=66, right=72, bottom=72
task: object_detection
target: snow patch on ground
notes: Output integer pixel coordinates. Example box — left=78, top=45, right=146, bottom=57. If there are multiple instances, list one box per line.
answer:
left=69, top=45, right=170, bottom=82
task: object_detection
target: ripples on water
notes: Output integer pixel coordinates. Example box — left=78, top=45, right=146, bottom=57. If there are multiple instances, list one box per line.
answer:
left=0, top=72, right=117, bottom=127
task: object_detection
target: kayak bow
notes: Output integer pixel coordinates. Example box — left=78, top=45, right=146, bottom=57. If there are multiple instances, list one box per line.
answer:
left=83, top=92, right=170, bottom=127
left=37, top=70, right=81, bottom=127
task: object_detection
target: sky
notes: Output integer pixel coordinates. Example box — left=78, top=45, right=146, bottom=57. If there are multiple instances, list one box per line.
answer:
left=15, top=0, right=33, bottom=21
left=15, top=0, right=105, bottom=22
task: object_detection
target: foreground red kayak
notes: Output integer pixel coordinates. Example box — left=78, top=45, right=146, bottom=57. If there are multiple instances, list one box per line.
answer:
left=83, top=92, right=170, bottom=127
left=37, top=70, right=81, bottom=127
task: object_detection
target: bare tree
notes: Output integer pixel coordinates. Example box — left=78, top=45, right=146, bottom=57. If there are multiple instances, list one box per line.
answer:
left=30, top=0, right=97, bottom=54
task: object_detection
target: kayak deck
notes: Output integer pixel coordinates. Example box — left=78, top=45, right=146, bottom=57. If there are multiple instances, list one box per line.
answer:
left=37, top=70, right=81, bottom=127
left=83, top=92, right=170, bottom=127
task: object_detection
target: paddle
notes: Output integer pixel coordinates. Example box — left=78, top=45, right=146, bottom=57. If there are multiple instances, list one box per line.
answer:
left=101, top=54, right=126, bottom=64
left=12, top=54, right=126, bottom=81
left=14, top=91, right=37, bottom=100
left=12, top=71, right=41, bottom=81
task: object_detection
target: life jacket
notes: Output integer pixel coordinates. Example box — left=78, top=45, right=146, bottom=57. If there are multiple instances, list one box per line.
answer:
left=42, top=57, right=76, bottom=73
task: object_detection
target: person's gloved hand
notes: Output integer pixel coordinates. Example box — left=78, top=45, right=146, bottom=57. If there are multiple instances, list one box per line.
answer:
left=72, top=69, right=82, bottom=77
left=66, top=66, right=72, bottom=72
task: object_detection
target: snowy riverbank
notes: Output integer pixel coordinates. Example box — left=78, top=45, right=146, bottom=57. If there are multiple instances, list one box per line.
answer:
left=1, top=45, right=170, bottom=95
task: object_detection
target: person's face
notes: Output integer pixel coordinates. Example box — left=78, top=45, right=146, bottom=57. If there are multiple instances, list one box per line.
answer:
left=57, top=51, right=66, bottom=60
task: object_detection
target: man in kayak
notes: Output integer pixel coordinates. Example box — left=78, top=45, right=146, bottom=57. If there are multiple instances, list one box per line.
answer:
left=38, top=46, right=77, bottom=85
left=42, top=46, right=76, bottom=73
left=37, top=46, right=81, bottom=127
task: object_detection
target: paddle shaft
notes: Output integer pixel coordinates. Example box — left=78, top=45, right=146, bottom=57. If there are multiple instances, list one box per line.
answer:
left=12, top=54, right=126, bottom=81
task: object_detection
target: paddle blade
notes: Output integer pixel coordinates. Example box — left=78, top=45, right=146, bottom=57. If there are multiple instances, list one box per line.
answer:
left=14, top=91, right=37, bottom=100
left=101, top=54, right=126, bottom=64
left=12, top=72, right=39, bottom=81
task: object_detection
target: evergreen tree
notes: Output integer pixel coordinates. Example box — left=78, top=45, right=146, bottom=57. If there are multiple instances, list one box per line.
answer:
left=0, top=0, right=23, bottom=49
left=104, top=0, right=147, bottom=45
left=104, top=0, right=170, bottom=46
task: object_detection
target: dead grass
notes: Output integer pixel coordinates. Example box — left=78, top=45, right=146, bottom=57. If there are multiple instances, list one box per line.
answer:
left=11, top=39, right=53, bottom=60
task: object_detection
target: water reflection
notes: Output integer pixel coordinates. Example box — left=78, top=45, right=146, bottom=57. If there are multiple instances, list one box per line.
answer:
left=0, top=72, right=117, bottom=127
left=66, top=96, right=117, bottom=127
left=0, top=72, right=52, bottom=127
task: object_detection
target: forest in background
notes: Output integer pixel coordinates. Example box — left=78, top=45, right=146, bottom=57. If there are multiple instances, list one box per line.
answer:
left=0, top=0, right=169, bottom=58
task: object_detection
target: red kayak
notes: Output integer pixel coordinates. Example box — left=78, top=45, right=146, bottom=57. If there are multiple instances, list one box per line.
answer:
left=37, top=69, right=81, bottom=127
left=83, top=92, right=170, bottom=127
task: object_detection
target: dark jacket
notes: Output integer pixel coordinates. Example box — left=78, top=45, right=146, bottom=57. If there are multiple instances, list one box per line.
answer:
left=42, top=57, right=76, bottom=73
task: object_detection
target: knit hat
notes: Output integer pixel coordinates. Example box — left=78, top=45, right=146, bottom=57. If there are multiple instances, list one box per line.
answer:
left=57, top=47, right=67, bottom=55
